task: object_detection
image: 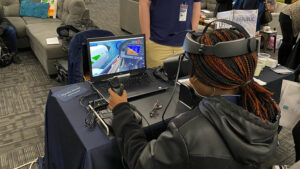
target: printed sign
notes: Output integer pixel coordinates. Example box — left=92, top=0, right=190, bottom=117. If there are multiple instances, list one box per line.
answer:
left=216, top=10, right=258, bottom=37
left=52, top=84, right=88, bottom=102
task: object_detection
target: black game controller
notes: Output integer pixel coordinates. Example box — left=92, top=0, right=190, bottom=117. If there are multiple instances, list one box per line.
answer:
left=108, top=77, right=142, bottom=124
left=108, top=77, right=124, bottom=96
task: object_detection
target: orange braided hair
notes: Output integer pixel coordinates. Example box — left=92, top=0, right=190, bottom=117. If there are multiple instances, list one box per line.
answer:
left=190, top=29, right=279, bottom=121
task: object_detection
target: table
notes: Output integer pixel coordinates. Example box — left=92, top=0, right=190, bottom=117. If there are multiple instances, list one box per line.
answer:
left=43, top=82, right=188, bottom=169
left=43, top=67, right=294, bottom=169
left=257, top=66, right=295, bottom=103
left=260, top=30, right=277, bottom=53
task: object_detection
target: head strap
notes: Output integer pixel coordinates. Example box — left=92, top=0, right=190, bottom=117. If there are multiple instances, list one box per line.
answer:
left=182, top=19, right=258, bottom=58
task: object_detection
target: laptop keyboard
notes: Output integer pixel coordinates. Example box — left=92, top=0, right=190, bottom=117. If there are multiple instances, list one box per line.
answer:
left=120, top=74, right=153, bottom=89
left=98, top=73, right=154, bottom=91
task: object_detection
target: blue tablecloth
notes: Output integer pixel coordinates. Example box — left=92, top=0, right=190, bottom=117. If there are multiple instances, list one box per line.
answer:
left=258, top=66, right=295, bottom=103
left=43, top=80, right=188, bottom=169
left=44, top=83, right=123, bottom=169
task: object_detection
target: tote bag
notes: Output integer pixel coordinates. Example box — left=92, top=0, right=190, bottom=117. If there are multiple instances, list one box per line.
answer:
left=279, top=80, right=300, bottom=129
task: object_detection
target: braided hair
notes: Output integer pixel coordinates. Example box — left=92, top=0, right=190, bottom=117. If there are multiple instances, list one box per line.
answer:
left=190, top=29, right=279, bottom=122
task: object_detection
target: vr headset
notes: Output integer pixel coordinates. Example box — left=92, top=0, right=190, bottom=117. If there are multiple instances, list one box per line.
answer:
left=183, top=19, right=258, bottom=58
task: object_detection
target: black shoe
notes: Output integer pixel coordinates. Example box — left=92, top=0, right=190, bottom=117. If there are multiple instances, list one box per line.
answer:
left=12, top=54, right=21, bottom=64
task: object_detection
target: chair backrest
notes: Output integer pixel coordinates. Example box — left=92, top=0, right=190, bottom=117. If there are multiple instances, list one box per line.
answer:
left=67, top=29, right=114, bottom=84
left=58, top=0, right=88, bottom=26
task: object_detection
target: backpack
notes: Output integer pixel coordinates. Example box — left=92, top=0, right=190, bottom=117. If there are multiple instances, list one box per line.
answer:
left=56, top=10, right=99, bottom=51
left=0, top=38, right=12, bottom=67
left=56, top=24, right=80, bottom=51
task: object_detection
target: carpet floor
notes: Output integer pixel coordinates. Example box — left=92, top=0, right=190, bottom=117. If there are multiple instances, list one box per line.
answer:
left=0, top=0, right=296, bottom=168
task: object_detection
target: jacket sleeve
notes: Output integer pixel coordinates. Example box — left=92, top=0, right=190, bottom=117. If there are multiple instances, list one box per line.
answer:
left=112, top=103, right=189, bottom=169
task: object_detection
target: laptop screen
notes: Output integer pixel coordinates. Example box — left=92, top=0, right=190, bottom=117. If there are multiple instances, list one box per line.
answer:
left=87, top=34, right=146, bottom=81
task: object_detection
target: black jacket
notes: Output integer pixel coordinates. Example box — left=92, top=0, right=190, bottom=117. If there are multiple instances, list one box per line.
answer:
left=214, top=0, right=233, bottom=16
left=112, top=96, right=280, bottom=169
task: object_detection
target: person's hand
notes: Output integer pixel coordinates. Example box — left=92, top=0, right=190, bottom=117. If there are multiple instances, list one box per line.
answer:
left=108, top=88, right=128, bottom=110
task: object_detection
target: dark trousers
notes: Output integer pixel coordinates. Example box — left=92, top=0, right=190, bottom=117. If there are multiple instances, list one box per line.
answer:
left=293, top=121, right=300, bottom=162
left=278, top=12, right=297, bottom=65
left=2, top=26, right=17, bottom=53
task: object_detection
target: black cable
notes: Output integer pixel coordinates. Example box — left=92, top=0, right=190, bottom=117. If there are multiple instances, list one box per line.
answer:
left=161, top=53, right=184, bottom=126
left=79, top=92, right=99, bottom=129
left=129, top=104, right=150, bottom=127
left=84, top=81, right=152, bottom=130
left=80, top=81, right=107, bottom=129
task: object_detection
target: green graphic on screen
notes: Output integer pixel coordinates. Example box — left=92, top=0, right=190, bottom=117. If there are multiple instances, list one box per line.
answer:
left=91, top=55, right=101, bottom=64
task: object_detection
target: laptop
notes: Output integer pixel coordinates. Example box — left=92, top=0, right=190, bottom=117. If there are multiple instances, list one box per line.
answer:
left=87, top=34, right=168, bottom=100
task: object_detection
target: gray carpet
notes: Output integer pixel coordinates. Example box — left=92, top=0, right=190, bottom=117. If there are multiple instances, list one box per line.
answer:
left=0, top=0, right=296, bottom=168
left=0, top=50, right=61, bottom=169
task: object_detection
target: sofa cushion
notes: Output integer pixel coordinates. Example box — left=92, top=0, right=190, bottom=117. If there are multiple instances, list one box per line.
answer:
left=61, top=0, right=86, bottom=25
left=5, top=17, right=27, bottom=38
left=206, top=0, right=216, bottom=11
left=22, top=16, right=61, bottom=25
left=26, top=22, right=64, bottom=59
left=0, top=0, right=20, bottom=16
left=20, top=0, right=49, bottom=19
left=201, top=0, right=207, bottom=9
left=57, top=0, right=64, bottom=19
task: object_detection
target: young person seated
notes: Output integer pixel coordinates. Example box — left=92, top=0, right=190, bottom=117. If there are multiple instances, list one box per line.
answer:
left=0, top=6, right=20, bottom=64
left=108, top=28, right=280, bottom=169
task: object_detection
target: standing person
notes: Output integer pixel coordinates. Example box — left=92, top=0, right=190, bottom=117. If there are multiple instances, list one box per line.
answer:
left=108, top=28, right=280, bottom=169
left=233, top=0, right=265, bottom=31
left=292, top=73, right=300, bottom=162
left=214, top=0, right=233, bottom=17
left=139, top=0, right=201, bottom=68
left=278, top=1, right=300, bottom=65
left=0, top=6, right=20, bottom=64
left=266, top=0, right=276, bottom=13
left=293, top=121, right=300, bottom=162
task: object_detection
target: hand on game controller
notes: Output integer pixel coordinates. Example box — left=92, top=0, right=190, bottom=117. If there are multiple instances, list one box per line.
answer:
left=108, top=88, right=128, bottom=110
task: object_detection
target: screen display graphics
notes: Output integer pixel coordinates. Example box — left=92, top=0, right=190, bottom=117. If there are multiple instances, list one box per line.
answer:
left=89, top=37, right=145, bottom=77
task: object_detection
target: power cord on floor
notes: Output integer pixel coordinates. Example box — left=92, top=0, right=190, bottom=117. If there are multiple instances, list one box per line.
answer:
left=14, top=157, right=38, bottom=169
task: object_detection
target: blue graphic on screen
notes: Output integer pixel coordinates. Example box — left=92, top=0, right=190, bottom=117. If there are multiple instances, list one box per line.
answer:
left=126, top=46, right=140, bottom=56
left=89, top=37, right=145, bottom=77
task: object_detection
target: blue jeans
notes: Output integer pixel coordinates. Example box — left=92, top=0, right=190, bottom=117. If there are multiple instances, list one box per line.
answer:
left=3, top=26, right=17, bottom=53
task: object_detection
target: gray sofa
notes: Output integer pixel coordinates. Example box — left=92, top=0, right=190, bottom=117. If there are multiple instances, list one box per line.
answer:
left=1, top=0, right=90, bottom=75
left=120, top=0, right=141, bottom=34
